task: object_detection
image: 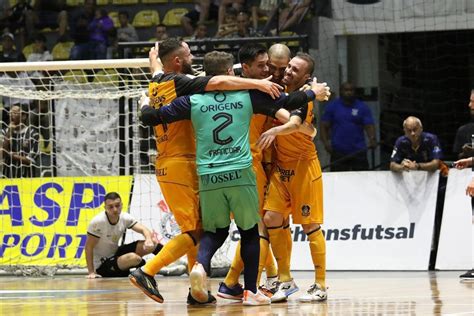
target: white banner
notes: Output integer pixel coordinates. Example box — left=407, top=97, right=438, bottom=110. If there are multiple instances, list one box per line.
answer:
left=55, top=98, right=120, bottom=176
left=129, top=172, right=440, bottom=270
left=436, top=169, right=473, bottom=270
left=289, top=171, right=439, bottom=270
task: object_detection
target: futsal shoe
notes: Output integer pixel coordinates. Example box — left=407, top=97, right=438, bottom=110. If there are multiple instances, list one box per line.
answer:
left=187, top=288, right=217, bottom=305
left=265, top=276, right=279, bottom=292
left=258, top=285, right=275, bottom=298
left=459, top=269, right=474, bottom=281
left=298, top=283, right=327, bottom=302
left=129, top=268, right=164, bottom=303
left=190, top=262, right=209, bottom=303
left=217, top=282, right=244, bottom=300
left=242, top=289, right=271, bottom=306
left=271, top=279, right=299, bottom=302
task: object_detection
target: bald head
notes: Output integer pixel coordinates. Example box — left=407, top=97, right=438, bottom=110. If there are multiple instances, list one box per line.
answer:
left=267, top=44, right=291, bottom=85
left=403, top=116, right=423, bottom=129
left=403, top=116, right=423, bottom=144
left=268, top=44, right=291, bottom=61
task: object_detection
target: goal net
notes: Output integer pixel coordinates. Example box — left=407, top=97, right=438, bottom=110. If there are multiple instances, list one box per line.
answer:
left=0, top=58, right=235, bottom=276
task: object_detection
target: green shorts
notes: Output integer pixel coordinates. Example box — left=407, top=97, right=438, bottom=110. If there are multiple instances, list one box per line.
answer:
left=199, top=166, right=260, bottom=232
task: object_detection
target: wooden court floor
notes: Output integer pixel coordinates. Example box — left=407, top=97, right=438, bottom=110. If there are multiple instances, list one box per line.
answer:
left=0, top=271, right=472, bottom=315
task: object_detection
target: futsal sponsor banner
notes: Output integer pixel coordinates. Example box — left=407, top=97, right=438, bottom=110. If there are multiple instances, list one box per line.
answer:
left=436, top=169, right=473, bottom=269
left=290, top=171, right=439, bottom=270
left=132, top=172, right=439, bottom=270
left=55, top=98, right=120, bottom=176
left=0, top=176, right=132, bottom=266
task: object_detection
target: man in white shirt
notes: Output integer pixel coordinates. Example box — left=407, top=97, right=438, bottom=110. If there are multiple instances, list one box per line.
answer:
left=85, top=192, right=163, bottom=278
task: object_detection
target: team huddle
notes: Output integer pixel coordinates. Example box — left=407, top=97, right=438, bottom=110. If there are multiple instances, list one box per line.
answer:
left=124, top=38, right=332, bottom=306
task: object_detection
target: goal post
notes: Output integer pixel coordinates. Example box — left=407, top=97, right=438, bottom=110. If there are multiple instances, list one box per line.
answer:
left=0, top=58, right=235, bottom=276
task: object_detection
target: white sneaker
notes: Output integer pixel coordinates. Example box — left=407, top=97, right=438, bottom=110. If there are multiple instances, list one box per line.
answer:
left=270, top=279, right=299, bottom=302
left=298, top=283, right=327, bottom=302
left=242, top=289, right=271, bottom=306
left=265, top=276, right=279, bottom=292
left=190, top=262, right=208, bottom=303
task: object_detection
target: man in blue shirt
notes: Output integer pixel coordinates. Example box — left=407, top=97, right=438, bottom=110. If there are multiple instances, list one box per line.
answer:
left=321, top=82, right=376, bottom=171
left=390, top=116, right=442, bottom=172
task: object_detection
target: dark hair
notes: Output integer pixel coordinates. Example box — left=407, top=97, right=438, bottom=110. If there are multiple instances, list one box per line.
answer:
left=156, top=23, right=167, bottom=29
left=238, top=43, right=267, bottom=65
left=118, top=10, right=129, bottom=18
left=204, top=51, right=234, bottom=76
left=33, top=33, right=46, bottom=43
left=104, top=192, right=121, bottom=202
left=158, top=38, right=183, bottom=61
left=295, top=52, right=315, bottom=76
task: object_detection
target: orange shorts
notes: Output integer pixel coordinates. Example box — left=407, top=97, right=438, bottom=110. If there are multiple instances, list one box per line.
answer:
left=253, top=159, right=268, bottom=215
left=156, top=157, right=201, bottom=232
left=264, top=159, right=323, bottom=225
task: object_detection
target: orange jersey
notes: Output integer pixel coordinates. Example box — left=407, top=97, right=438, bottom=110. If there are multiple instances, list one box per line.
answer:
left=148, top=72, right=210, bottom=160
left=249, top=114, right=272, bottom=163
left=274, top=100, right=318, bottom=162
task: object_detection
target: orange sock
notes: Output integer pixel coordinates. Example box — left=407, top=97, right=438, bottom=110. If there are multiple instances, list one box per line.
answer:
left=283, top=224, right=293, bottom=268
left=257, top=237, right=270, bottom=284
left=143, top=233, right=195, bottom=276
left=268, top=226, right=291, bottom=282
left=308, top=228, right=326, bottom=288
left=264, top=244, right=278, bottom=278
left=223, top=241, right=243, bottom=286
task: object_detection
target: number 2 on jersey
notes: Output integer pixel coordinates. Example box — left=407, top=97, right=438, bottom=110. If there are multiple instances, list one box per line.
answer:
left=212, top=113, right=233, bottom=145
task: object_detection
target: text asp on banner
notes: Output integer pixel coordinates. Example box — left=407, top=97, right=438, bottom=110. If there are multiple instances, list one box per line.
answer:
left=0, top=176, right=132, bottom=266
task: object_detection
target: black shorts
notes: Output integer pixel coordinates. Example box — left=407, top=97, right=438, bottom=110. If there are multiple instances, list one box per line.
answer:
left=96, top=241, right=142, bottom=277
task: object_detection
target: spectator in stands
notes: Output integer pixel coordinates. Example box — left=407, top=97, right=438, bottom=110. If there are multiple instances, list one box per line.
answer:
left=70, top=0, right=95, bottom=60
left=189, top=22, right=208, bottom=54
left=279, top=0, right=311, bottom=32
left=181, top=0, right=219, bottom=36
left=116, top=10, right=138, bottom=58
left=235, top=11, right=256, bottom=37
left=89, top=8, right=114, bottom=59
left=25, top=0, right=68, bottom=42
left=0, top=0, right=31, bottom=49
left=216, top=7, right=238, bottom=38
left=1, top=104, right=39, bottom=178
left=218, top=0, right=245, bottom=26
left=453, top=89, right=474, bottom=159
left=389, top=116, right=442, bottom=172
left=321, top=82, right=376, bottom=171
left=85, top=192, right=164, bottom=279
left=153, top=24, right=168, bottom=42
left=26, top=33, right=53, bottom=80
left=27, top=33, right=52, bottom=62
left=0, top=32, right=26, bottom=62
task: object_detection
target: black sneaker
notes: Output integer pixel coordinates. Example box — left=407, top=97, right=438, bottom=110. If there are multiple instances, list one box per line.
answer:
left=460, top=269, right=474, bottom=281
left=187, top=288, right=217, bottom=305
left=129, top=268, right=164, bottom=303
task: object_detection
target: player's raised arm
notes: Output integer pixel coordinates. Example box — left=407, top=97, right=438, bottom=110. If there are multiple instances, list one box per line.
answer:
left=149, top=42, right=164, bottom=77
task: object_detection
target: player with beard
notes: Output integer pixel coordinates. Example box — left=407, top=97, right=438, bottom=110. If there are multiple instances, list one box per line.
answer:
left=129, top=39, right=283, bottom=304
left=259, top=53, right=329, bottom=303
left=139, top=50, right=329, bottom=305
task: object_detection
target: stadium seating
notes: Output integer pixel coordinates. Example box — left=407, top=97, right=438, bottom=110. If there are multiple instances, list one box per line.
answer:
left=108, top=11, right=120, bottom=27
left=111, top=0, right=139, bottom=4
left=132, top=10, right=160, bottom=28
left=142, top=0, right=167, bottom=3
left=162, top=8, right=189, bottom=26
left=22, top=43, right=35, bottom=59
left=51, top=41, right=74, bottom=60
